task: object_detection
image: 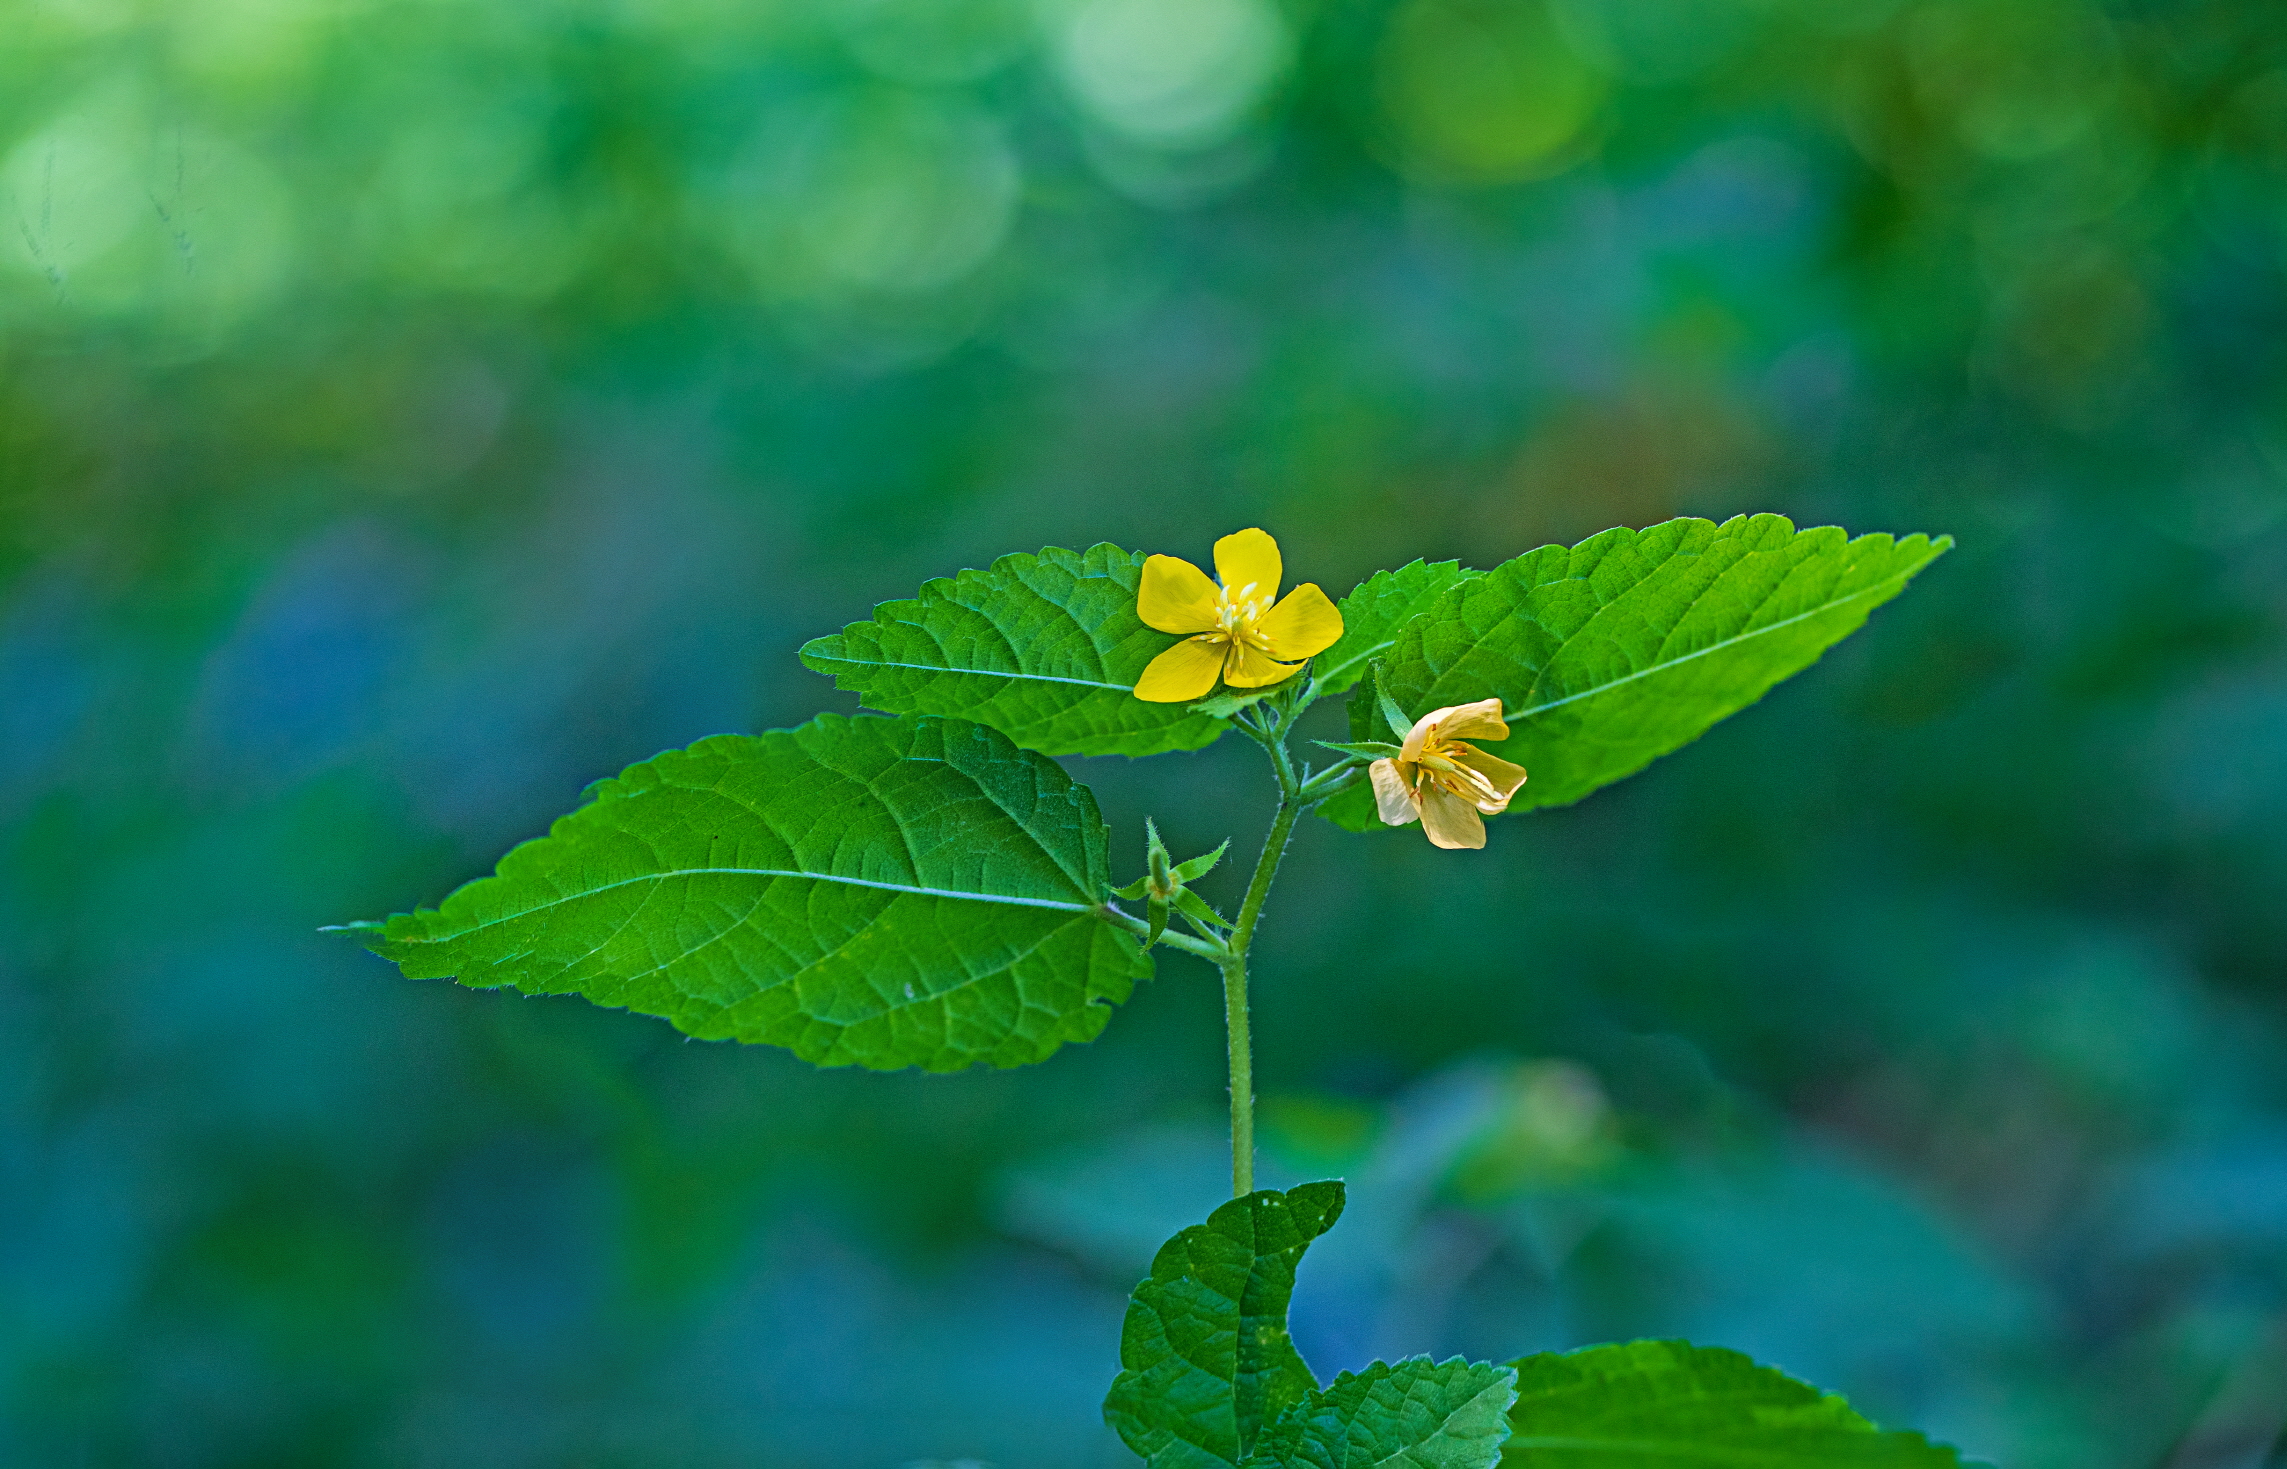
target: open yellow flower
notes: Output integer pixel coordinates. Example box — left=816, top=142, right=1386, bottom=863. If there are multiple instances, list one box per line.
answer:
left=1133, top=528, right=1344, bottom=703
left=1369, top=698, right=1528, bottom=850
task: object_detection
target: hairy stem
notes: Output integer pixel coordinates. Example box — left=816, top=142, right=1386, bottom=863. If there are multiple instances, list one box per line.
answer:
left=1219, top=954, right=1257, bottom=1196
left=1220, top=790, right=1303, bottom=1196
left=1095, top=905, right=1227, bottom=961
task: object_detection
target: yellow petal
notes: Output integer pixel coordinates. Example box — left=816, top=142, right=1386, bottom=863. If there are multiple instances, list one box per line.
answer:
left=1138, top=555, right=1221, bottom=634
left=1369, top=759, right=1419, bottom=826
left=1437, top=697, right=1510, bottom=744
left=1134, top=636, right=1226, bottom=702
left=1212, top=528, right=1282, bottom=604
left=1257, top=583, right=1344, bottom=661
left=1417, top=784, right=1487, bottom=849
left=1452, top=746, right=1527, bottom=810
left=1221, top=641, right=1307, bottom=688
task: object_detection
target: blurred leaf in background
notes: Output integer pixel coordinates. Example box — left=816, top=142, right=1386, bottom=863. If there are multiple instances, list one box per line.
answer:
left=3, top=0, right=2286, bottom=1465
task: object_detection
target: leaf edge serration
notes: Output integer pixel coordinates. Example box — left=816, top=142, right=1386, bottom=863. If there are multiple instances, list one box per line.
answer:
left=343, top=711, right=1153, bottom=1075
left=797, top=541, right=1230, bottom=759
left=1105, top=1180, right=1348, bottom=1469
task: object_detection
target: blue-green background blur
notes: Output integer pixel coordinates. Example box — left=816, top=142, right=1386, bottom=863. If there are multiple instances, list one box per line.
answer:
left=6, top=0, right=2287, bottom=1464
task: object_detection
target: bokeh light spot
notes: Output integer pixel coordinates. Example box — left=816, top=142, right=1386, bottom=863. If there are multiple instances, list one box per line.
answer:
left=1052, top=0, right=1294, bottom=150
left=1374, top=0, right=1607, bottom=186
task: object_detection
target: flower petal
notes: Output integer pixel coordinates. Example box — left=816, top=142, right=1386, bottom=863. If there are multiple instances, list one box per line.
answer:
left=1212, top=528, right=1282, bottom=604
left=1134, top=636, right=1226, bottom=702
left=1452, top=745, right=1528, bottom=810
left=1138, top=555, right=1221, bottom=634
left=1257, top=582, right=1344, bottom=660
left=1369, top=759, right=1419, bottom=826
left=1437, top=697, right=1510, bottom=744
left=1221, top=641, right=1308, bottom=688
left=1417, top=784, right=1487, bottom=849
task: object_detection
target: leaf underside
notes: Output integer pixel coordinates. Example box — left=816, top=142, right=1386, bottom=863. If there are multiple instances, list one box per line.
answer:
left=798, top=542, right=1227, bottom=758
left=1367, top=515, right=1950, bottom=816
left=351, top=713, right=1150, bottom=1073
left=1248, top=1357, right=1519, bottom=1469
left=1500, top=1341, right=1965, bottom=1467
left=1105, top=1182, right=1348, bottom=1469
left=1312, top=559, right=1485, bottom=698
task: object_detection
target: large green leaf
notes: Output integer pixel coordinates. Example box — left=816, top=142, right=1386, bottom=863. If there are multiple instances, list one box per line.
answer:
left=1310, top=559, right=1483, bottom=698
left=1380, top=515, right=1950, bottom=811
left=344, top=713, right=1150, bottom=1073
left=1501, top=1341, right=1964, bottom=1466
left=1105, top=1182, right=1348, bottom=1469
left=1248, top=1357, right=1519, bottom=1469
left=1311, top=664, right=1407, bottom=833
left=798, top=543, right=1226, bottom=758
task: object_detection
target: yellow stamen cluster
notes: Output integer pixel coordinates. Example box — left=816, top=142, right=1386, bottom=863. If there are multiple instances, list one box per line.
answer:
left=1132, top=529, right=1344, bottom=703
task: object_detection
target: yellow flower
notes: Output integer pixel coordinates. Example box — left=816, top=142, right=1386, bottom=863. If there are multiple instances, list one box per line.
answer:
left=1133, top=528, right=1344, bottom=703
left=1369, top=698, right=1528, bottom=850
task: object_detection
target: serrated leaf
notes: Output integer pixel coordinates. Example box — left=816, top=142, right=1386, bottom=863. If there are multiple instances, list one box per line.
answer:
left=1247, top=1357, right=1519, bottom=1469
left=1501, top=1341, right=1966, bottom=1466
left=1311, top=669, right=1398, bottom=833
left=1381, top=516, right=1950, bottom=811
left=348, top=713, right=1151, bottom=1073
left=799, top=543, right=1226, bottom=758
left=1307, top=674, right=1393, bottom=834
left=1311, top=560, right=1483, bottom=697
left=1105, top=1182, right=1348, bottom=1469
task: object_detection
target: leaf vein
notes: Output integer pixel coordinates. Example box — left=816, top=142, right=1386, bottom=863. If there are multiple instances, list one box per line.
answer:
left=1503, top=565, right=1921, bottom=722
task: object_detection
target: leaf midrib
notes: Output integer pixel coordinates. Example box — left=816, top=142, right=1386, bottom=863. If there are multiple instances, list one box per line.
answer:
left=1312, top=638, right=1397, bottom=691
left=412, top=867, right=1097, bottom=944
left=1499, top=559, right=1932, bottom=724
left=803, top=649, right=1137, bottom=693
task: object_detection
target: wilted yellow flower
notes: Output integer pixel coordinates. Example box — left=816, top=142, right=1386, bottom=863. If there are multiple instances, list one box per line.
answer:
left=1133, top=528, right=1344, bottom=703
left=1370, top=698, right=1528, bottom=850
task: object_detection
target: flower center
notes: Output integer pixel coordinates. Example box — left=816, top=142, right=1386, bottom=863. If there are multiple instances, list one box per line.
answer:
left=1204, top=581, right=1275, bottom=650
left=1415, top=740, right=1503, bottom=805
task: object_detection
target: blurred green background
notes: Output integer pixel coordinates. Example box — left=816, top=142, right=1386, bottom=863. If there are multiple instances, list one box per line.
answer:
left=5, top=0, right=2287, bottom=1464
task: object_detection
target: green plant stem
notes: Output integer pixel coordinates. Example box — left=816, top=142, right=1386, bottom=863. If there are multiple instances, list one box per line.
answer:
left=1095, top=906, right=1226, bottom=961
left=1219, top=785, right=1303, bottom=1196
left=1297, top=758, right=1366, bottom=804
left=1218, top=955, right=1257, bottom=1196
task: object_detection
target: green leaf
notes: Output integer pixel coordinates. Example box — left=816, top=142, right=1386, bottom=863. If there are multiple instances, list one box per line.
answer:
left=1316, top=778, right=1382, bottom=834
left=1311, top=668, right=1397, bottom=833
left=798, top=543, right=1226, bottom=758
left=1312, top=740, right=1401, bottom=759
left=1174, top=887, right=1232, bottom=932
left=1248, top=1357, right=1519, bottom=1469
left=1193, top=686, right=1287, bottom=720
left=1376, top=683, right=1415, bottom=743
left=1172, top=839, right=1232, bottom=884
left=345, top=713, right=1151, bottom=1073
left=1380, top=516, right=1950, bottom=812
left=1105, top=1182, right=1348, bottom=1469
left=1501, top=1341, right=1966, bottom=1466
left=1311, top=560, right=1484, bottom=697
